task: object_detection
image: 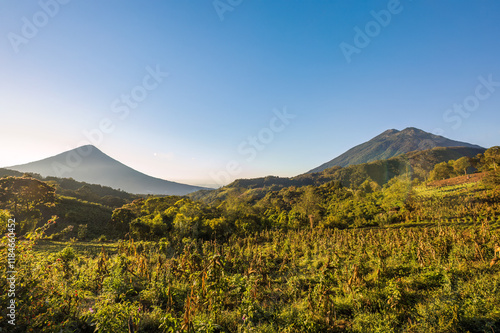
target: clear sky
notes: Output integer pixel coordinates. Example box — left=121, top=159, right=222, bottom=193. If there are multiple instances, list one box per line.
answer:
left=1, top=0, right=500, bottom=188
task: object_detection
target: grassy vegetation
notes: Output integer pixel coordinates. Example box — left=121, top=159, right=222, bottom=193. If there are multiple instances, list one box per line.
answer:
left=2, top=218, right=500, bottom=332
left=33, top=240, right=119, bottom=256
left=415, top=182, right=481, bottom=197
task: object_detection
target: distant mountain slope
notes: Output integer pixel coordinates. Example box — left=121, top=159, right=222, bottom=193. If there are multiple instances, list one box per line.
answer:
left=191, top=146, right=485, bottom=204
left=0, top=168, right=138, bottom=207
left=308, top=127, right=483, bottom=173
left=317, top=146, right=485, bottom=188
left=5, top=145, right=207, bottom=195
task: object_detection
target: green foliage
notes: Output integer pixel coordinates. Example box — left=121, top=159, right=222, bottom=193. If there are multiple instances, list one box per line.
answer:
left=484, top=146, right=500, bottom=172
left=55, top=196, right=113, bottom=240
left=44, top=176, right=137, bottom=207
left=0, top=176, right=55, bottom=233
left=454, top=156, right=471, bottom=176
left=360, top=177, right=381, bottom=193
left=381, top=176, right=415, bottom=214
left=429, top=161, right=455, bottom=181
left=77, top=224, right=88, bottom=240
left=3, top=221, right=500, bottom=332
left=484, top=170, right=500, bottom=187
left=0, top=209, right=12, bottom=234
left=0, top=169, right=137, bottom=208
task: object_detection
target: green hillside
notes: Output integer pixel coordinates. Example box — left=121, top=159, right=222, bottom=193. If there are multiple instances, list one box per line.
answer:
left=191, top=146, right=484, bottom=205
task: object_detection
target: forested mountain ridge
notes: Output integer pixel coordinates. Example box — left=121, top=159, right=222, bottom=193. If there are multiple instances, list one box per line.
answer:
left=309, top=127, right=483, bottom=173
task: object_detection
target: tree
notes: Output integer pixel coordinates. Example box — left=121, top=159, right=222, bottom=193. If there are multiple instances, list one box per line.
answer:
left=453, top=157, right=471, bottom=176
left=0, top=209, right=12, bottom=234
left=470, top=153, right=486, bottom=171
left=0, top=177, right=55, bottom=229
left=360, top=177, right=380, bottom=194
left=381, top=176, right=415, bottom=213
left=0, top=177, right=56, bottom=234
left=484, top=146, right=500, bottom=171
left=111, top=208, right=135, bottom=235
left=429, top=162, right=454, bottom=181
left=482, top=147, right=500, bottom=187
left=296, top=186, right=323, bottom=228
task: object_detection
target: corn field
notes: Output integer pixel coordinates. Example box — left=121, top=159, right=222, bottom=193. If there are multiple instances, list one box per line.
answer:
left=2, top=220, right=500, bottom=332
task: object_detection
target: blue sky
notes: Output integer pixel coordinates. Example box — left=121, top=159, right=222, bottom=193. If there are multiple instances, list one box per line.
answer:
left=1, top=0, right=500, bottom=187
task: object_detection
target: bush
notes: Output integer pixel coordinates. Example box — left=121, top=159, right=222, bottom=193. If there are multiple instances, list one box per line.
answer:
left=320, top=215, right=349, bottom=229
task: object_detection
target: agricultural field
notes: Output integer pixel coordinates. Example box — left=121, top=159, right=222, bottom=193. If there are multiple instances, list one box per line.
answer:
left=2, top=152, right=500, bottom=332
left=2, top=217, right=500, bottom=332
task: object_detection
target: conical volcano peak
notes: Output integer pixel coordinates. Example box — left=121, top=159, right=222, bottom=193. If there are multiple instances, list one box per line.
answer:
left=5, top=145, right=208, bottom=195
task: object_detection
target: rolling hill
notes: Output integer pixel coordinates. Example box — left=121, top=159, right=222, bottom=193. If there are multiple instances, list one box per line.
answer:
left=5, top=145, right=207, bottom=195
left=308, top=127, right=484, bottom=173
left=190, top=145, right=486, bottom=204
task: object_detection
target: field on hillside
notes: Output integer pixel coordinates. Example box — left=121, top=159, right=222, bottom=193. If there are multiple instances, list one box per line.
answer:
left=427, top=172, right=487, bottom=188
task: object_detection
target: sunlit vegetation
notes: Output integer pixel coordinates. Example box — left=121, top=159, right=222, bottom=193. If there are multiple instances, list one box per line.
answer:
left=2, top=219, right=500, bottom=332
left=1, top=146, right=500, bottom=332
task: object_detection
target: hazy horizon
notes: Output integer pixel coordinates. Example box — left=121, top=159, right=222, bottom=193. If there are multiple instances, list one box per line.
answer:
left=1, top=127, right=489, bottom=189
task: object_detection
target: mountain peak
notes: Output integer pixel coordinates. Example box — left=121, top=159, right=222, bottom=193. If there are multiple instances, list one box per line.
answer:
left=5, top=145, right=207, bottom=195
left=374, top=129, right=399, bottom=139
left=376, top=128, right=399, bottom=136
left=401, top=126, right=420, bottom=132
left=308, top=127, right=483, bottom=173
left=73, top=144, right=105, bottom=155
left=400, top=127, right=428, bottom=135
left=383, top=128, right=400, bottom=134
